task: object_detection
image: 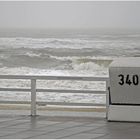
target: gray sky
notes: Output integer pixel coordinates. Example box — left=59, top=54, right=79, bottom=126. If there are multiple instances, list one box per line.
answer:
left=0, top=1, right=140, bottom=29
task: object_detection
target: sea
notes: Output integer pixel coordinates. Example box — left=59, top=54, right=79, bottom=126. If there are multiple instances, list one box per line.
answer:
left=0, top=28, right=140, bottom=104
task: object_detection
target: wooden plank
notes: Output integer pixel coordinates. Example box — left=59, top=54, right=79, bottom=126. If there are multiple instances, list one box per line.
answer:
left=0, top=75, right=109, bottom=81
left=31, top=79, right=36, bottom=116
left=37, top=101, right=106, bottom=107
left=37, top=89, right=106, bottom=94
left=0, top=88, right=106, bottom=94
left=0, top=100, right=105, bottom=106
left=0, top=88, right=30, bottom=92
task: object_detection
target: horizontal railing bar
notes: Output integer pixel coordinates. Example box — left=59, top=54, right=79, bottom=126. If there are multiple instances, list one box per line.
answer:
left=0, top=75, right=109, bottom=81
left=38, top=101, right=106, bottom=106
left=0, top=88, right=106, bottom=94
left=37, top=89, right=106, bottom=94
left=0, top=88, right=31, bottom=92
left=0, top=100, right=29, bottom=104
left=0, top=100, right=105, bottom=106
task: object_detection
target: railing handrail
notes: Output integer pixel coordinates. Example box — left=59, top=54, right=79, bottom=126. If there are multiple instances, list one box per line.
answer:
left=0, top=75, right=108, bottom=81
left=0, top=75, right=109, bottom=116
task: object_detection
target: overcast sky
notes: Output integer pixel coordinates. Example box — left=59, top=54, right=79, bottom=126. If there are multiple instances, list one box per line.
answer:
left=0, top=1, right=140, bottom=29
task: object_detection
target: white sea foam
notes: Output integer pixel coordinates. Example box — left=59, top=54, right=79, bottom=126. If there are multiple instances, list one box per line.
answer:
left=25, top=52, right=41, bottom=57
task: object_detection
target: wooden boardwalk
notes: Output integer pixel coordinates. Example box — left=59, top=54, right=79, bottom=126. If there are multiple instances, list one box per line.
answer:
left=0, top=110, right=139, bottom=139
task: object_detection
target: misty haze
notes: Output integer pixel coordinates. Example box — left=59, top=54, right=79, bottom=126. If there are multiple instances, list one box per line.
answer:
left=0, top=1, right=140, bottom=104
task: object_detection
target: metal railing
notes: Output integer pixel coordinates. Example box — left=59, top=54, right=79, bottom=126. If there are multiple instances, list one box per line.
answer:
left=0, top=75, right=109, bottom=116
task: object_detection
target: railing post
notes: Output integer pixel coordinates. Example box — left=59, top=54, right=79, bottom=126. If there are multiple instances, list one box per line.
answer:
left=31, top=79, right=36, bottom=116
left=106, top=79, right=109, bottom=119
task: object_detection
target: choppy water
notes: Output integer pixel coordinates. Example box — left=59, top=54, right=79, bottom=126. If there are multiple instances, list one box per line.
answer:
left=0, top=29, right=140, bottom=104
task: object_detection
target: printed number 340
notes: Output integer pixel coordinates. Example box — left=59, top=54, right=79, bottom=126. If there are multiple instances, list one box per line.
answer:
left=118, top=74, right=139, bottom=86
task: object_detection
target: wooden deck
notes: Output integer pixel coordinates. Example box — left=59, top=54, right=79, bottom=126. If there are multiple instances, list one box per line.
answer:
left=0, top=109, right=139, bottom=139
